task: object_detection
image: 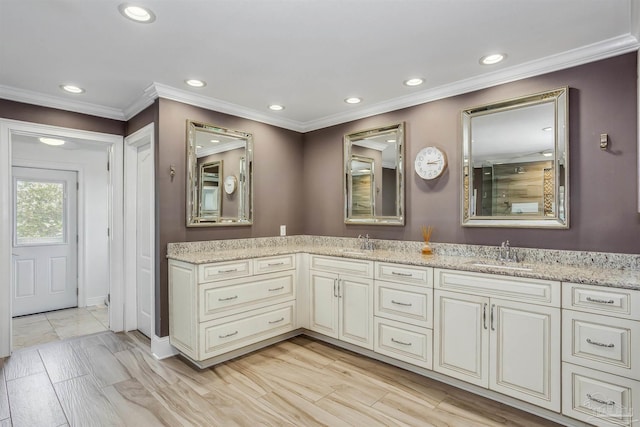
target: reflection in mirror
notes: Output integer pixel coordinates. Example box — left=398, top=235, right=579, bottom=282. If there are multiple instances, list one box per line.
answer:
left=187, top=121, right=253, bottom=226
left=199, top=160, right=221, bottom=219
left=462, top=87, right=568, bottom=228
left=344, top=123, right=404, bottom=225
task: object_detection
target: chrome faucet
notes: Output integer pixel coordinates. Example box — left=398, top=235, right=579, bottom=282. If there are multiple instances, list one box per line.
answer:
left=358, top=234, right=374, bottom=251
left=498, top=240, right=517, bottom=262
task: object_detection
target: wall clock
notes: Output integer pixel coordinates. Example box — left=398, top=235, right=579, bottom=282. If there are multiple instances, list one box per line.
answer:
left=224, top=175, right=237, bottom=194
left=415, top=146, right=448, bottom=180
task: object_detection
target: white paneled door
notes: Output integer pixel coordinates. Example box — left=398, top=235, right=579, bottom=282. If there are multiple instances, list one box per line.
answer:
left=136, top=143, right=153, bottom=338
left=12, top=167, right=78, bottom=316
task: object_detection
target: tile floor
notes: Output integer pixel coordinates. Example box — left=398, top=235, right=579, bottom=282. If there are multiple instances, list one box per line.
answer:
left=12, top=305, right=109, bottom=350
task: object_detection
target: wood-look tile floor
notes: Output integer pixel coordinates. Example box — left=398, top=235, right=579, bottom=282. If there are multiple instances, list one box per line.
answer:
left=0, top=332, right=563, bottom=427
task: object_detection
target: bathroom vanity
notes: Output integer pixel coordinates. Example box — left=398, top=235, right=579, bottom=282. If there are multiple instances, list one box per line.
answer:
left=168, top=237, right=640, bottom=427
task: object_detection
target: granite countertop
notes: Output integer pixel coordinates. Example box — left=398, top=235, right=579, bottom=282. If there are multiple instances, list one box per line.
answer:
left=167, top=243, right=640, bottom=291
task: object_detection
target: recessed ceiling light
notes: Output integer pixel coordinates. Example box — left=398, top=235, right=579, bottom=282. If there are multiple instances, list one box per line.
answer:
left=185, top=79, right=206, bottom=88
left=39, top=137, right=65, bottom=146
left=386, top=139, right=396, bottom=143
left=404, top=78, right=424, bottom=87
left=269, top=104, right=285, bottom=111
left=542, top=152, right=553, bottom=157
left=479, top=53, right=506, bottom=65
left=118, top=4, right=156, bottom=23
left=542, top=126, right=553, bottom=132
left=210, top=139, right=219, bottom=143
left=344, top=97, right=362, bottom=104
left=60, top=84, right=85, bottom=94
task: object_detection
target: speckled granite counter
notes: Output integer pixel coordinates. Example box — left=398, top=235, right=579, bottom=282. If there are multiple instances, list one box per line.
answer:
left=167, top=236, right=640, bottom=291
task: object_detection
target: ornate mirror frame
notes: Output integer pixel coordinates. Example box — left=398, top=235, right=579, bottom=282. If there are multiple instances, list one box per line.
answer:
left=461, top=87, right=569, bottom=228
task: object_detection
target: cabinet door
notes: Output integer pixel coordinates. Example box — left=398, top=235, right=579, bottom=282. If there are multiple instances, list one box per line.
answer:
left=434, top=290, right=489, bottom=387
left=339, top=276, right=374, bottom=350
left=308, top=270, right=339, bottom=339
left=490, top=298, right=560, bottom=412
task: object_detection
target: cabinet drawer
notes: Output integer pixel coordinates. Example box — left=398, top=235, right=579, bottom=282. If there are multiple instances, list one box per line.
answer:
left=375, top=262, right=432, bottom=287
left=374, top=317, right=432, bottom=369
left=198, top=260, right=252, bottom=283
left=562, top=362, right=639, bottom=427
left=199, top=272, right=295, bottom=321
left=434, top=268, right=560, bottom=307
left=563, top=283, right=640, bottom=320
left=563, top=310, right=639, bottom=380
left=253, top=254, right=295, bottom=274
left=199, top=302, right=295, bottom=360
left=310, top=255, right=373, bottom=278
left=374, top=280, right=432, bottom=328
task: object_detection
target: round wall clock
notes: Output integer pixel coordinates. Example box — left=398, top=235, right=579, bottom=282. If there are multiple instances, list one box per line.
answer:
left=224, top=175, right=237, bottom=194
left=415, top=146, right=448, bottom=180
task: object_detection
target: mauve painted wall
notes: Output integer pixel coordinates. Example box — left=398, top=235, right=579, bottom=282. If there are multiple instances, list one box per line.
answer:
left=303, top=53, right=639, bottom=254
left=0, top=99, right=125, bottom=135
left=156, top=98, right=305, bottom=335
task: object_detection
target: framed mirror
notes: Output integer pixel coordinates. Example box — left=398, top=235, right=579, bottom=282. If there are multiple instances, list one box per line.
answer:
left=344, top=122, right=404, bottom=225
left=186, top=120, right=253, bottom=226
left=462, top=87, right=569, bottom=228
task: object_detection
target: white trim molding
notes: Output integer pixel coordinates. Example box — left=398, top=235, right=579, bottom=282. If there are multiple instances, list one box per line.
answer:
left=151, top=335, right=179, bottom=360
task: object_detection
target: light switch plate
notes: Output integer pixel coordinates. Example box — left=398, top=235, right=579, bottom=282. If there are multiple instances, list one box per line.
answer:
left=280, top=225, right=286, bottom=236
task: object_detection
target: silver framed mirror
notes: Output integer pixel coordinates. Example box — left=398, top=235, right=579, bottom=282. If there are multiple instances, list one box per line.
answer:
left=462, top=87, right=569, bottom=228
left=344, top=122, right=405, bottom=225
left=186, top=120, right=253, bottom=226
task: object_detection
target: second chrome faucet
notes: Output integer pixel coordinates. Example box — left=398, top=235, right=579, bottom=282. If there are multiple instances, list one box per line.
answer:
left=498, top=240, right=518, bottom=262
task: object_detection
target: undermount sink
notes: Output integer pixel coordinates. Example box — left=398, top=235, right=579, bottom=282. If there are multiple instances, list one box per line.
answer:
left=339, top=249, right=368, bottom=256
left=468, top=260, right=533, bottom=272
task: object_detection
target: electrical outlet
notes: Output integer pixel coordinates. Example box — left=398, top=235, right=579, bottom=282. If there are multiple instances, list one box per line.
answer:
left=280, top=225, right=286, bottom=236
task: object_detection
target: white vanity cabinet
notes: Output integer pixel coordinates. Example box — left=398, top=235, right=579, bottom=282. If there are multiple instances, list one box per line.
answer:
left=308, top=255, right=374, bottom=350
left=373, top=262, right=433, bottom=369
left=168, top=254, right=296, bottom=366
left=561, top=283, right=640, bottom=427
left=433, top=268, right=561, bottom=412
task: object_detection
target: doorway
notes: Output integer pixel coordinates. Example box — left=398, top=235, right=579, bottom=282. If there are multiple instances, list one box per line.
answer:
left=124, top=123, right=155, bottom=342
left=0, top=119, right=124, bottom=357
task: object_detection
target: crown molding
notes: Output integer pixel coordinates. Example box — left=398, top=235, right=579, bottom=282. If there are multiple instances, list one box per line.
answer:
left=301, top=34, right=640, bottom=132
left=147, top=83, right=307, bottom=132
left=1, top=34, right=637, bottom=131
left=0, top=84, right=125, bottom=121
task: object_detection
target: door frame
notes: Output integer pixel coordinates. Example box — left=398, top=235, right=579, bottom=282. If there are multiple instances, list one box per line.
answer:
left=0, top=118, right=124, bottom=357
left=123, top=123, right=155, bottom=337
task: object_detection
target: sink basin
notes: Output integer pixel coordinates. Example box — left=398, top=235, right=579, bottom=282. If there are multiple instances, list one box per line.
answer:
left=339, top=249, right=367, bottom=256
left=468, top=260, right=533, bottom=272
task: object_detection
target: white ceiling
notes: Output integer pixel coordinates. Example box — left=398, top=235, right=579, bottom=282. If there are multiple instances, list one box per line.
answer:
left=0, top=0, right=638, bottom=132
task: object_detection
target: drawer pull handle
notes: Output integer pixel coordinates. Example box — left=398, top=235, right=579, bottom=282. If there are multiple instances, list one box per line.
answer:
left=268, top=286, right=285, bottom=292
left=391, top=300, right=412, bottom=307
left=269, top=317, right=285, bottom=324
left=218, top=295, right=238, bottom=301
left=219, top=268, right=239, bottom=273
left=219, top=331, right=238, bottom=339
left=586, top=394, right=616, bottom=406
left=391, top=338, right=412, bottom=346
left=391, top=271, right=413, bottom=277
left=586, top=338, right=615, bottom=348
left=586, top=296, right=615, bottom=304
left=267, top=262, right=285, bottom=266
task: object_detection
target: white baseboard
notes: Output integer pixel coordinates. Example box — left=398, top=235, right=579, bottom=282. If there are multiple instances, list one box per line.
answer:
left=86, top=296, right=107, bottom=307
left=151, top=335, right=179, bottom=360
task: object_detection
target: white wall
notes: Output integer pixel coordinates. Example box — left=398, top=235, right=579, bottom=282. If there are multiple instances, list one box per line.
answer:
left=12, top=141, right=110, bottom=306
